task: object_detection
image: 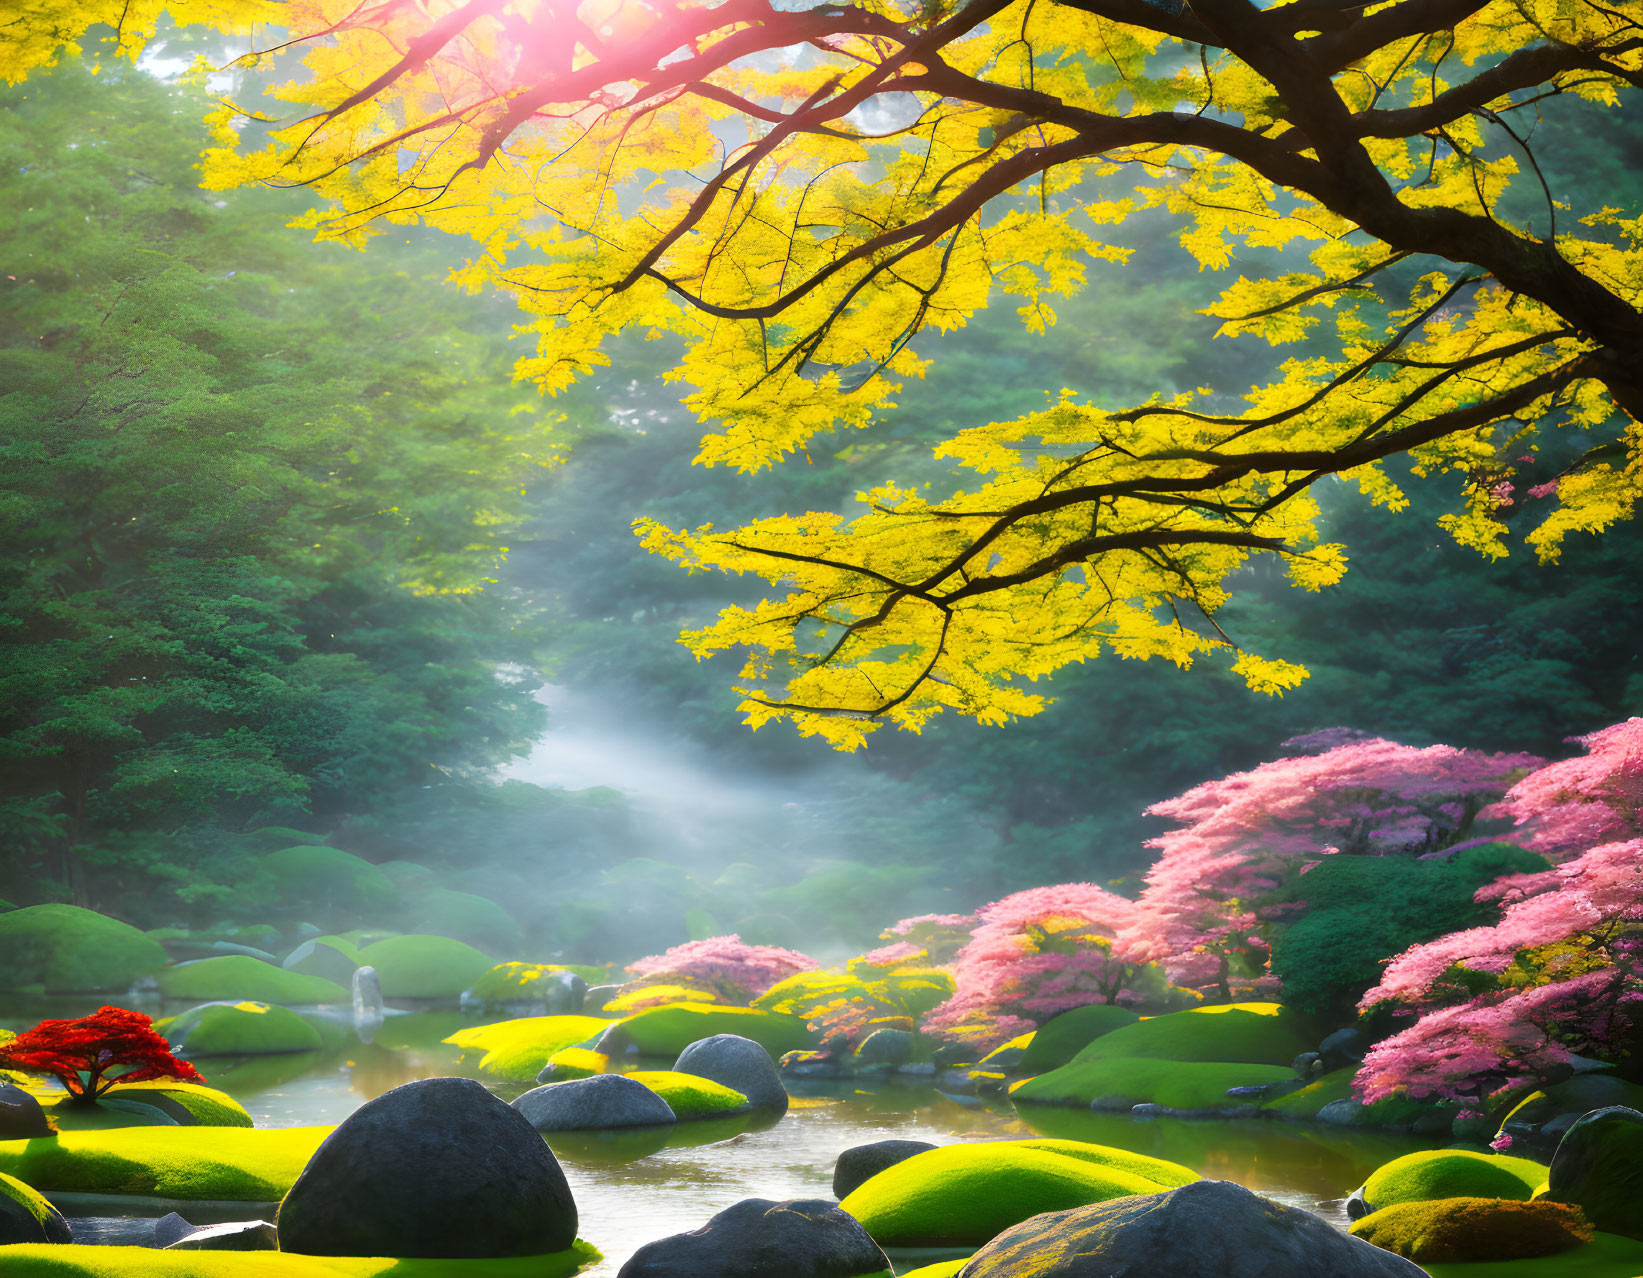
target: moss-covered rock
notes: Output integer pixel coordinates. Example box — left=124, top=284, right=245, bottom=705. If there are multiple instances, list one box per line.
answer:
left=605, top=984, right=721, bottom=1015
left=538, top=1047, right=609, bottom=1082
left=624, top=1071, right=748, bottom=1119
left=837, top=1138, right=1197, bottom=1247
left=38, top=1082, right=252, bottom=1131
left=1543, top=1105, right=1643, bottom=1239
left=281, top=937, right=360, bottom=986
left=257, top=845, right=399, bottom=919
left=894, top=1263, right=968, bottom=1278
left=114, top=1082, right=252, bottom=1128
left=444, top=1016, right=611, bottom=1081
left=1419, top=1232, right=1643, bottom=1278
left=397, top=889, right=522, bottom=955
left=1074, top=1002, right=1315, bottom=1065
left=0, top=1126, right=332, bottom=1200
left=614, top=1003, right=817, bottom=1059
left=1350, top=1197, right=1593, bottom=1262
left=0, top=1170, right=71, bottom=1244
left=155, top=956, right=348, bottom=1006
left=0, top=1241, right=602, bottom=1276
left=1358, top=1149, right=1549, bottom=1213
left=156, top=1002, right=322, bottom=1057
left=978, top=1033, right=1034, bottom=1072
left=468, top=962, right=570, bottom=1004
left=0, top=905, right=168, bottom=993
left=1017, top=1005, right=1141, bottom=1075
left=1011, top=1056, right=1294, bottom=1111
left=354, top=934, right=493, bottom=1000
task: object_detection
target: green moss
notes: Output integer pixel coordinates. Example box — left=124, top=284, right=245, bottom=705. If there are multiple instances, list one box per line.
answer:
left=257, top=845, right=399, bottom=918
left=0, top=1171, right=63, bottom=1236
left=1262, top=1067, right=1356, bottom=1119
left=979, top=1032, right=1035, bottom=1071
left=1017, top=1006, right=1140, bottom=1074
left=615, top=1003, right=817, bottom=1058
left=0, top=1126, right=331, bottom=1199
left=156, top=956, right=349, bottom=1005
left=0, top=905, right=168, bottom=993
left=838, top=1138, right=1196, bottom=1247
left=38, top=1082, right=252, bottom=1130
left=0, top=1240, right=602, bottom=1276
left=895, top=1263, right=970, bottom=1278
left=1421, top=1232, right=1643, bottom=1278
left=397, top=889, right=522, bottom=955
left=1350, top=1197, right=1593, bottom=1262
left=444, top=1016, right=610, bottom=1081
left=542, top=1047, right=610, bottom=1080
left=606, top=984, right=720, bottom=1014
left=1361, top=1149, right=1550, bottom=1211
left=355, top=934, right=494, bottom=999
left=1069, top=1002, right=1315, bottom=1066
left=467, top=963, right=586, bottom=1003
left=1012, top=1055, right=1294, bottom=1110
left=625, top=1070, right=748, bottom=1119
left=156, top=1002, right=322, bottom=1057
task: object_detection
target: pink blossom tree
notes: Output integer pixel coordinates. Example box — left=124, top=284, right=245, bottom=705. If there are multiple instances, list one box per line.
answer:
left=868, top=913, right=977, bottom=967
left=1355, top=839, right=1643, bottom=1103
left=626, top=935, right=817, bottom=1004
left=1482, top=718, right=1643, bottom=861
left=1120, top=736, right=1541, bottom=999
left=921, top=884, right=1160, bottom=1053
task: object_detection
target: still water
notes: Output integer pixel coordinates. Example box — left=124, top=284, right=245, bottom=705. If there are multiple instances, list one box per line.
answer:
left=6, top=1001, right=1435, bottom=1274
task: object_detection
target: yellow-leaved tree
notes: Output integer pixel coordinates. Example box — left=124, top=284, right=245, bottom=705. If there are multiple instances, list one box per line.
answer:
left=10, top=0, right=1641, bottom=747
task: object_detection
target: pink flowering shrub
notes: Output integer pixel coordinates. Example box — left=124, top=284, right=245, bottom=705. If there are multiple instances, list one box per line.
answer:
left=1120, top=737, right=1541, bottom=998
left=1355, top=839, right=1643, bottom=1103
left=878, top=914, right=977, bottom=965
left=1482, top=718, right=1643, bottom=861
left=921, top=883, right=1160, bottom=1052
left=626, top=935, right=818, bottom=1004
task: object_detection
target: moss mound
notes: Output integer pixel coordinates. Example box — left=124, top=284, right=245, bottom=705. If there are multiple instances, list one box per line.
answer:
left=156, top=956, right=349, bottom=1006
left=467, top=962, right=569, bottom=1003
left=0, top=1241, right=602, bottom=1276
left=39, top=1082, right=252, bottom=1130
left=896, top=1263, right=969, bottom=1278
left=625, top=1071, right=748, bottom=1119
left=258, top=845, right=399, bottom=918
left=444, top=1016, right=610, bottom=1081
left=605, top=984, right=720, bottom=1014
left=1069, top=1002, right=1314, bottom=1066
left=542, top=1047, right=610, bottom=1080
left=1351, top=1196, right=1593, bottom=1262
left=838, top=1139, right=1197, bottom=1247
left=0, top=1126, right=331, bottom=1199
left=354, top=934, right=494, bottom=999
left=1361, top=1149, right=1549, bottom=1211
left=157, top=1002, right=322, bottom=1057
left=615, top=1003, right=816, bottom=1058
left=398, top=889, right=522, bottom=955
left=1011, top=1056, right=1293, bottom=1110
left=1017, top=1005, right=1140, bottom=1075
left=0, top=905, right=168, bottom=993
left=1421, top=1232, right=1643, bottom=1278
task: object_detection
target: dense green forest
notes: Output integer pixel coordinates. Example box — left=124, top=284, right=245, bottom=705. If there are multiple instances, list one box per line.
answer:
left=4, top=53, right=1640, bottom=960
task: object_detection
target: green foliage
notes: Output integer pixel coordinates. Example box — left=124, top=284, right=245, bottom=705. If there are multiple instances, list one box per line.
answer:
left=255, top=847, right=399, bottom=924
left=1269, top=844, right=1549, bottom=1018
left=156, top=1001, right=321, bottom=1057
left=0, top=60, right=556, bottom=916
left=1360, top=1150, right=1549, bottom=1212
left=614, top=1003, right=817, bottom=1059
left=154, top=955, right=348, bottom=1005
left=1350, top=1197, right=1593, bottom=1263
left=353, top=935, right=494, bottom=1000
left=624, top=1071, right=748, bottom=1119
left=0, top=1124, right=330, bottom=1200
left=837, top=1139, right=1197, bottom=1247
left=0, top=904, right=167, bottom=992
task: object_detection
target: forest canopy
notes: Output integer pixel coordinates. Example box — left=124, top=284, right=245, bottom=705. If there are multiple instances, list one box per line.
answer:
left=5, top=0, right=1642, bottom=755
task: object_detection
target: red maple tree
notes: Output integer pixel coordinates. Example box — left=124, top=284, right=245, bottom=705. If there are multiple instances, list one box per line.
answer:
left=0, top=1006, right=203, bottom=1103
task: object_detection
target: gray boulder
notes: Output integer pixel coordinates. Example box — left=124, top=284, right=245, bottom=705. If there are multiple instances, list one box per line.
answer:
left=1318, top=1097, right=1366, bottom=1126
left=674, top=1034, right=789, bottom=1116
left=583, top=984, right=620, bottom=1013
left=855, top=1029, right=913, bottom=1067
left=959, top=1179, right=1426, bottom=1278
left=618, top=1197, right=889, bottom=1278
left=0, top=1172, right=71, bottom=1244
left=276, top=1075, right=577, bottom=1258
left=513, top=1073, right=676, bottom=1131
left=0, top=1082, right=51, bottom=1139
left=832, top=1139, right=937, bottom=1199
left=1544, top=1105, right=1643, bottom=1239
left=153, top=1212, right=198, bottom=1248
left=1319, top=1027, right=1368, bottom=1070
left=163, top=1219, right=278, bottom=1250
left=542, top=970, right=588, bottom=1014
